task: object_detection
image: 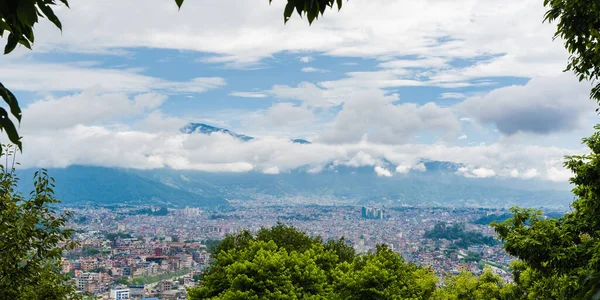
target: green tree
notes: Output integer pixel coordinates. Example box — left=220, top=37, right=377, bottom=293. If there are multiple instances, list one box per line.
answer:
left=492, top=131, right=600, bottom=298
left=189, top=240, right=333, bottom=299
left=0, top=156, right=78, bottom=299
left=543, top=0, right=600, bottom=102
left=332, top=245, right=437, bottom=300
left=489, top=1, right=600, bottom=298
left=189, top=224, right=437, bottom=300
left=434, top=266, right=515, bottom=300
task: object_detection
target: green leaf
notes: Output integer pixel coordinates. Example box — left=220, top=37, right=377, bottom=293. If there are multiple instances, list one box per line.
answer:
left=336, top=0, right=342, bottom=10
left=0, top=20, right=9, bottom=37
left=17, top=0, right=39, bottom=28
left=284, top=2, right=295, bottom=23
left=0, top=82, right=22, bottom=122
left=4, top=33, right=19, bottom=55
left=18, top=39, right=32, bottom=50
left=175, top=0, right=184, bottom=9
left=38, top=4, right=63, bottom=31
left=58, top=0, right=70, bottom=8
left=0, top=108, right=21, bottom=151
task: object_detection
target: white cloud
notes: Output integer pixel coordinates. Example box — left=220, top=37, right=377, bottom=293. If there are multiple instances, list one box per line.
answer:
left=413, top=163, right=426, bottom=172
left=0, top=60, right=226, bottom=93
left=458, top=134, right=468, bottom=140
left=374, top=166, right=393, bottom=177
left=229, top=91, right=269, bottom=98
left=22, top=90, right=166, bottom=131
left=345, top=151, right=379, bottom=167
left=299, top=56, right=314, bottom=63
left=26, top=0, right=567, bottom=78
left=440, top=93, right=466, bottom=99
left=319, top=90, right=460, bottom=144
left=266, top=103, right=315, bottom=126
left=16, top=117, right=582, bottom=182
left=396, top=162, right=427, bottom=173
left=263, top=166, right=281, bottom=174
left=458, top=74, right=594, bottom=135
left=270, top=82, right=342, bottom=108
left=301, top=67, right=328, bottom=73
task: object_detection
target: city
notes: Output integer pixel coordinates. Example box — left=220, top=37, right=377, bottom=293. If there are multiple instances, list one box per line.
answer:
left=61, top=203, right=559, bottom=299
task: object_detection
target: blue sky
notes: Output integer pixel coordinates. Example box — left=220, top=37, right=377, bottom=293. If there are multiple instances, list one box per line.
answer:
left=0, top=0, right=596, bottom=182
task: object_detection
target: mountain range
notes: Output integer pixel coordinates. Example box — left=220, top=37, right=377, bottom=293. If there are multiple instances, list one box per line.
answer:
left=181, top=123, right=311, bottom=144
left=15, top=123, right=574, bottom=209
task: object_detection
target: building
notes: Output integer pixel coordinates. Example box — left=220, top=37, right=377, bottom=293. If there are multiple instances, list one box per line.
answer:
left=110, top=286, right=130, bottom=300
left=75, top=272, right=100, bottom=293
left=158, top=280, right=172, bottom=292
left=128, top=285, right=145, bottom=298
left=361, top=206, right=384, bottom=220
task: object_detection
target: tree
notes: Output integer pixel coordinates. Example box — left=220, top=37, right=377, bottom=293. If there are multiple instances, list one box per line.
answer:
left=488, top=1, right=600, bottom=299
left=543, top=0, right=600, bottom=103
left=332, top=245, right=437, bottom=300
left=433, top=266, right=515, bottom=300
left=0, top=149, right=79, bottom=299
left=0, top=0, right=345, bottom=153
left=492, top=131, right=600, bottom=298
left=189, top=224, right=438, bottom=300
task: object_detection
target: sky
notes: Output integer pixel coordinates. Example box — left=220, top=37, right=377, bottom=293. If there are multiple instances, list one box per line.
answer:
left=0, top=0, right=597, bottom=183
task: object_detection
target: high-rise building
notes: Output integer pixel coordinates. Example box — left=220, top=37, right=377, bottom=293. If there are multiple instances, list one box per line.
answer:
left=361, top=206, right=385, bottom=220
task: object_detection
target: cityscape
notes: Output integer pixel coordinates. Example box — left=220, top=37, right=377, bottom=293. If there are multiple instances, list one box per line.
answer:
left=1, top=0, right=598, bottom=299
left=61, top=202, right=561, bottom=299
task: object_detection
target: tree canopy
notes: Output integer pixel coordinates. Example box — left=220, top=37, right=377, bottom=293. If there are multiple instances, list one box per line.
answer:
left=189, top=224, right=515, bottom=300
left=0, top=150, right=78, bottom=299
left=488, top=1, right=600, bottom=299
left=188, top=224, right=442, bottom=300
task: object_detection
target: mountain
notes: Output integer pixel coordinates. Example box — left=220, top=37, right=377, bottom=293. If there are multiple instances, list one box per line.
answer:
left=16, top=166, right=227, bottom=207
left=181, top=123, right=311, bottom=144
left=181, top=123, right=254, bottom=141
left=17, top=164, right=574, bottom=209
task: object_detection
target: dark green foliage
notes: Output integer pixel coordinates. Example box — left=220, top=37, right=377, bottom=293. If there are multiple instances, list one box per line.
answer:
left=81, top=246, right=101, bottom=257
left=543, top=0, right=600, bottom=102
left=473, top=214, right=513, bottom=225
left=177, top=0, right=345, bottom=24
left=493, top=127, right=600, bottom=298
left=0, top=0, right=69, bottom=153
left=424, top=222, right=499, bottom=248
left=0, top=0, right=68, bottom=54
left=131, top=268, right=190, bottom=285
left=0, top=160, right=79, bottom=299
left=332, top=245, right=438, bottom=300
left=105, top=232, right=132, bottom=242
left=460, top=252, right=482, bottom=263
left=188, top=224, right=437, bottom=300
left=127, top=206, right=169, bottom=216
left=433, top=266, right=516, bottom=300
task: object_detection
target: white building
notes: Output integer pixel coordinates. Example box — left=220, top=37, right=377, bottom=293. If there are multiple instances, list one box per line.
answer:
left=110, top=287, right=130, bottom=300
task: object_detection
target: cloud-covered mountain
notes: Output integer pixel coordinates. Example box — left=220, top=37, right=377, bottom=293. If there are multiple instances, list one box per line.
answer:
left=181, top=123, right=312, bottom=144
left=181, top=123, right=255, bottom=142
left=18, top=163, right=573, bottom=209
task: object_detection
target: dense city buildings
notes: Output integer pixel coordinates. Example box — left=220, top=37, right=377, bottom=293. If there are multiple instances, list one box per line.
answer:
left=61, top=203, right=562, bottom=299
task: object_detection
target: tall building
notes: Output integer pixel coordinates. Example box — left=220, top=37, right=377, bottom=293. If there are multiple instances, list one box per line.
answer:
left=110, top=286, right=130, bottom=300
left=361, top=206, right=385, bottom=220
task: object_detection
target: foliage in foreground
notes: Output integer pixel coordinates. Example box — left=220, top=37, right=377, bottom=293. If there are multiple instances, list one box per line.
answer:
left=0, top=156, right=78, bottom=299
left=188, top=223, right=513, bottom=300
left=492, top=127, right=600, bottom=299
